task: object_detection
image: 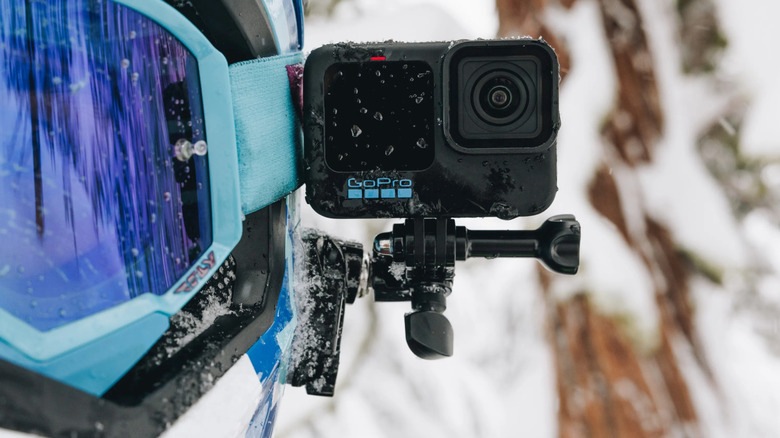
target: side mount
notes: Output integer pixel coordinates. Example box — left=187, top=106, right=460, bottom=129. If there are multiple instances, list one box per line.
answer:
left=288, top=215, right=580, bottom=396
left=372, top=215, right=581, bottom=359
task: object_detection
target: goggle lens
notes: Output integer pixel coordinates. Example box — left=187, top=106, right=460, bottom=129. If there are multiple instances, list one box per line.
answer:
left=0, top=0, right=213, bottom=331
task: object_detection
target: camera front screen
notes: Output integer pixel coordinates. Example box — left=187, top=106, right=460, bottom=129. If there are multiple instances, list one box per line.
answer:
left=323, top=61, right=435, bottom=172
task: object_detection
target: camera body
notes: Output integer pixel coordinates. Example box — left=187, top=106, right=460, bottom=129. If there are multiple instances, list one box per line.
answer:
left=303, top=39, right=560, bottom=219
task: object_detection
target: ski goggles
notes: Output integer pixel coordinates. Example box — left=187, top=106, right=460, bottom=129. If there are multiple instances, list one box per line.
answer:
left=0, top=0, right=303, bottom=396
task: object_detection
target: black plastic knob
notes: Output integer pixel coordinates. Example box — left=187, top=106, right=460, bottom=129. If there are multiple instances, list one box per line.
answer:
left=405, top=310, right=453, bottom=360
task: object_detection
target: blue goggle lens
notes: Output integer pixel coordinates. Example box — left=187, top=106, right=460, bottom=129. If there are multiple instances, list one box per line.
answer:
left=0, top=0, right=212, bottom=331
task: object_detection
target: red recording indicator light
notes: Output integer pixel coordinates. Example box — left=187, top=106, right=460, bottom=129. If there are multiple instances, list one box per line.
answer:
left=370, top=56, right=386, bottom=61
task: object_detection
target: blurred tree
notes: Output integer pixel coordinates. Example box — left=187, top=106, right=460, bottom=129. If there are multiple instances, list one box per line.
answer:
left=495, top=0, right=733, bottom=436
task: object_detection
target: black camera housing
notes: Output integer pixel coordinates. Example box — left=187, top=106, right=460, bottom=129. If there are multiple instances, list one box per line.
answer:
left=303, top=39, right=560, bottom=219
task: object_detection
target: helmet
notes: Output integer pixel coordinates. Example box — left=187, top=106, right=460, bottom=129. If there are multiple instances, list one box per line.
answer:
left=0, top=0, right=306, bottom=435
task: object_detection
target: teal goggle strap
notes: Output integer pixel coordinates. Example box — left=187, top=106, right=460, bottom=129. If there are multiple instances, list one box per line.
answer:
left=229, top=51, right=304, bottom=215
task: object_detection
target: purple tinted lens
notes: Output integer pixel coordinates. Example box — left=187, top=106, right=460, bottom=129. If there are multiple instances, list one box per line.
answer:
left=0, top=0, right=212, bottom=331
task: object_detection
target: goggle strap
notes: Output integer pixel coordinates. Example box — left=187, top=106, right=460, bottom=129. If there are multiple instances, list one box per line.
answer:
left=229, top=51, right=305, bottom=215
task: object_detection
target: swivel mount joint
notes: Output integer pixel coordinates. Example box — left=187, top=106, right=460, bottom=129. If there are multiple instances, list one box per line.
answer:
left=372, top=215, right=581, bottom=359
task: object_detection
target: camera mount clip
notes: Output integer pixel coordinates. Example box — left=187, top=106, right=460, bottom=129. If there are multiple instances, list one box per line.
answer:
left=372, top=215, right=581, bottom=359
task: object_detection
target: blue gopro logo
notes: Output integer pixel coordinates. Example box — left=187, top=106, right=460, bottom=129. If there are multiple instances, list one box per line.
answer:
left=346, top=177, right=413, bottom=200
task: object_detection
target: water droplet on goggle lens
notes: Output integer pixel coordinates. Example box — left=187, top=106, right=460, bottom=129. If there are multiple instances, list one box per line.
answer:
left=174, top=139, right=208, bottom=162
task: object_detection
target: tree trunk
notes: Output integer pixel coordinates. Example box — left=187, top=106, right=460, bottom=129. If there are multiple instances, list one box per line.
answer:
left=495, top=0, right=735, bottom=436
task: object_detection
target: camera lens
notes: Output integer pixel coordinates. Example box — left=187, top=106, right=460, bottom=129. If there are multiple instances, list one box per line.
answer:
left=472, top=71, right=528, bottom=126
left=488, top=86, right=511, bottom=108
left=448, top=43, right=555, bottom=149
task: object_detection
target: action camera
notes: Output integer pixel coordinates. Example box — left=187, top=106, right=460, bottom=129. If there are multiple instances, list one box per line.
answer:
left=293, top=40, right=577, bottom=384
left=303, top=39, right=560, bottom=219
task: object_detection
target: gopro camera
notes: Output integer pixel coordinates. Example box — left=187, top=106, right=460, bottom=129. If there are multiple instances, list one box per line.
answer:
left=303, top=39, right=560, bottom=219
left=291, top=40, right=577, bottom=395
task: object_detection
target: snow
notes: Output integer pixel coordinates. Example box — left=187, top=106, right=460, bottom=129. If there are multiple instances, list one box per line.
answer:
left=714, top=0, right=780, bottom=158
left=164, top=285, right=236, bottom=356
left=276, top=0, right=780, bottom=437
left=161, top=355, right=264, bottom=438
left=636, top=0, right=749, bottom=270
left=302, top=0, right=497, bottom=44
left=688, top=277, right=780, bottom=438
left=545, top=0, right=659, bottom=347
left=743, top=210, right=780, bottom=274
left=0, top=429, right=44, bottom=438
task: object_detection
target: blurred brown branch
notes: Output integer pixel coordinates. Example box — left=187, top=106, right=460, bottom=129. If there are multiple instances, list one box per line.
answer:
left=495, top=0, right=732, bottom=436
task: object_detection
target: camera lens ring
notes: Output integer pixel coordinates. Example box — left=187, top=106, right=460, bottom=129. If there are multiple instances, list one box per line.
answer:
left=470, top=69, right=530, bottom=126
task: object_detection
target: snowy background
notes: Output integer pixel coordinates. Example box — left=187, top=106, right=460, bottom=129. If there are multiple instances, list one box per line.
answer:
left=275, top=0, right=780, bottom=437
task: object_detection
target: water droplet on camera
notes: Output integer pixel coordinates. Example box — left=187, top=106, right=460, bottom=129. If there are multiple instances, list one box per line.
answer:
left=416, top=138, right=427, bottom=149
left=375, top=70, right=381, bottom=77
left=131, top=248, right=139, bottom=257
left=353, top=88, right=359, bottom=94
left=415, top=96, right=424, bottom=104
left=385, top=145, right=394, bottom=156
left=332, top=108, right=338, bottom=115
left=374, top=112, right=383, bottom=121
left=121, top=58, right=130, bottom=69
left=359, top=107, right=368, bottom=114
left=351, top=125, right=363, bottom=137
left=164, top=192, right=171, bottom=201
left=482, top=161, right=489, bottom=167
left=338, top=154, right=345, bottom=161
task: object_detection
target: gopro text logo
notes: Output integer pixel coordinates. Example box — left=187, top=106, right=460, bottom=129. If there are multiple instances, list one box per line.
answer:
left=346, top=177, right=413, bottom=200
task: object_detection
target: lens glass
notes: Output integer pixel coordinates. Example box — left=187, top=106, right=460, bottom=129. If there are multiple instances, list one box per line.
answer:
left=474, top=72, right=526, bottom=124
left=488, top=86, right=510, bottom=108
left=0, top=0, right=212, bottom=331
